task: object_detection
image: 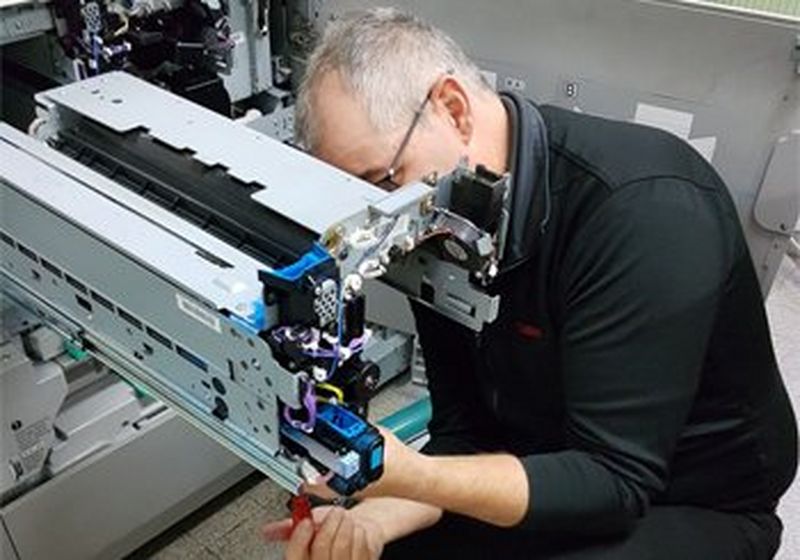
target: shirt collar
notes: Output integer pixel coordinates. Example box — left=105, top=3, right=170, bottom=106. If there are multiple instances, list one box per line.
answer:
left=498, top=91, right=551, bottom=273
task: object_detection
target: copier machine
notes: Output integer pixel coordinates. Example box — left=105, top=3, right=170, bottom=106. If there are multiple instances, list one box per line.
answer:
left=0, top=71, right=506, bottom=557
left=1, top=3, right=798, bottom=559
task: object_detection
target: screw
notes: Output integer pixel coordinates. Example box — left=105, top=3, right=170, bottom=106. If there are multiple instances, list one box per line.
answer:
left=420, top=195, right=435, bottom=214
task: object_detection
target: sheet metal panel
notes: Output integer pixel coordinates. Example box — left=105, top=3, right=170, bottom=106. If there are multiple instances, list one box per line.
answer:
left=0, top=412, right=249, bottom=560
left=36, top=72, right=386, bottom=234
left=0, top=124, right=264, bottom=314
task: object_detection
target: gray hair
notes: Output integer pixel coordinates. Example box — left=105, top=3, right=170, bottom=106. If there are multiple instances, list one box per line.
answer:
left=295, top=7, right=491, bottom=150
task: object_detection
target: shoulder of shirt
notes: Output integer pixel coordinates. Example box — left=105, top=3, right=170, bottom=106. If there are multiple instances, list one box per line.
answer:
left=538, top=104, right=723, bottom=195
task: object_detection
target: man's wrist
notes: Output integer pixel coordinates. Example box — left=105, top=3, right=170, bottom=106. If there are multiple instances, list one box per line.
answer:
left=403, top=452, right=436, bottom=502
left=369, top=439, right=435, bottom=500
left=349, top=499, right=396, bottom=543
left=351, top=497, right=442, bottom=544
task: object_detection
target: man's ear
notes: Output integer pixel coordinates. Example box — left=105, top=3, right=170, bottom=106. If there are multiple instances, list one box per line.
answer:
left=430, top=76, right=474, bottom=146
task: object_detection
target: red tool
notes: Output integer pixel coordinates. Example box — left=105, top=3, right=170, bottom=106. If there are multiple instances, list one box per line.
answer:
left=290, top=493, right=313, bottom=531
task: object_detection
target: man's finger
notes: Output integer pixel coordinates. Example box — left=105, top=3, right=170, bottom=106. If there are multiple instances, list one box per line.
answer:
left=310, top=507, right=345, bottom=560
left=263, top=518, right=293, bottom=542
left=263, top=506, right=334, bottom=542
left=310, top=505, right=334, bottom=523
left=285, top=519, right=314, bottom=560
left=350, top=525, right=367, bottom=560
left=330, top=509, right=354, bottom=560
left=302, top=480, right=339, bottom=501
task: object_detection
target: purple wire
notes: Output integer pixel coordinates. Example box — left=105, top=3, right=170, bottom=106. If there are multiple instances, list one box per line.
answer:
left=349, top=334, right=368, bottom=350
left=283, top=379, right=317, bottom=432
left=278, top=327, right=370, bottom=432
left=302, top=334, right=368, bottom=358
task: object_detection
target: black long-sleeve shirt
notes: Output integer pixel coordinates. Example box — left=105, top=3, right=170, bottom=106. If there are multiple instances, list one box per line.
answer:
left=412, top=95, right=798, bottom=535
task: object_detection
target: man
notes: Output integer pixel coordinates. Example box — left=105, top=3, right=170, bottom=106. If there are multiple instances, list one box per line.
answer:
left=263, top=8, right=798, bottom=559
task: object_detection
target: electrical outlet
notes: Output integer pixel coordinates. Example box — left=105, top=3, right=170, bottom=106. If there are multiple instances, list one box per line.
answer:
left=503, top=76, right=526, bottom=92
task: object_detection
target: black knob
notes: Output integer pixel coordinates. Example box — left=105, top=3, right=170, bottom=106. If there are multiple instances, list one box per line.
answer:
left=212, top=397, right=229, bottom=421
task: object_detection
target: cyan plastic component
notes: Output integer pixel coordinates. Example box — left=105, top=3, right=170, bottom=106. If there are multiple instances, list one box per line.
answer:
left=281, top=402, right=384, bottom=496
left=317, top=404, right=367, bottom=440
left=378, top=397, right=432, bottom=443
left=258, top=242, right=338, bottom=327
left=230, top=298, right=265, bottom=334
left=267, top=243, right=332, bottom=283
left=63, top=339, right=88, bottom=361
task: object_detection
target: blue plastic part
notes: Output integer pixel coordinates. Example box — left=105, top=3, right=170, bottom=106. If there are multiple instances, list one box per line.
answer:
left=267, top=243, right=333, bottom=283
left=370, top=445, right=384, bottom=470
left=281, top=402, right=384, bottom=496
left=231, top=243, right=333, bottom=333
left=230, top=299, right=265, bottom=334
left=317, top=404, right=367, bottom=440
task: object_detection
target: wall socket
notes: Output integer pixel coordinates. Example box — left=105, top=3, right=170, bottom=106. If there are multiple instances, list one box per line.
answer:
left=503, top=76, right=526, bottom=91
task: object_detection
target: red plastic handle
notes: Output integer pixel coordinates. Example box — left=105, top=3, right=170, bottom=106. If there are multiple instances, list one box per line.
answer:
left=291, top=494, right=313, bottom=530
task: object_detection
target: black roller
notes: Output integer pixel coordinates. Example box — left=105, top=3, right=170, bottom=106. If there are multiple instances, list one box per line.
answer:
left=54, top=118, right=317, bottom=268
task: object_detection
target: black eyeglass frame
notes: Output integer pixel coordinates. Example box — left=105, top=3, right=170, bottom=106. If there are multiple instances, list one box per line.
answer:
left=373, top=90, right=433, bottom=191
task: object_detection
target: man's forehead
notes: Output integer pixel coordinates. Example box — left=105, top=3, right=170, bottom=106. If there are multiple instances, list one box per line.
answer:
left=313, top=72, right=367, bottom=129
left=310, top=71, right=389, bottom=175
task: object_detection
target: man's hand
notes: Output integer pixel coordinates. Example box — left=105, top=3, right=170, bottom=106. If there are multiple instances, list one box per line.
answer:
left=300, top=424, right=529, bottom=528
left=263, top=506, right=385, bottom=560
left=303, top=428, right=423, bottom=500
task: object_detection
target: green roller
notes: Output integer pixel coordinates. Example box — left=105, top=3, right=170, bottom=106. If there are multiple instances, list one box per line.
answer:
left=378, top=397, right=432, bottom=443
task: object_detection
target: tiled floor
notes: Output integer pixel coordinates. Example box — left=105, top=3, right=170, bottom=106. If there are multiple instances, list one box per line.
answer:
left=128, top=473, right=289, bottom=560
left=131, top=256, right=800, bottom=560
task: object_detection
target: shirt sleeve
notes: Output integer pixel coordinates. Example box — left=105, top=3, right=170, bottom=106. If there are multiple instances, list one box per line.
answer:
left=519, top=178, right=734, bottom=535
left=410, top=301, right=500, bottom=457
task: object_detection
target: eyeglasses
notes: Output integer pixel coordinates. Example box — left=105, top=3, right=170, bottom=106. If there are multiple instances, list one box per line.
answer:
left=374, top=92, right=431, bottom=192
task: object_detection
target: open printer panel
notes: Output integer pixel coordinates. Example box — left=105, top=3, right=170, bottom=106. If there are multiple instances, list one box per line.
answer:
left=1, top=72, right=506, bottom=495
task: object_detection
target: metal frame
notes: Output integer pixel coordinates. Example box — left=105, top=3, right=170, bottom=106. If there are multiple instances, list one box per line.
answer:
left=1, top=123, right=304, bottom=490
left=643, top=0, right=800, bottom=27
left=1, top=408, right=249, bottom=560
left=1, top=70, right=505, bottom=497
left=0, top=1, right=54, bottom=46
left=32, top=73, right=502, bottom=331
left=35, top=72, right=383, bottom=234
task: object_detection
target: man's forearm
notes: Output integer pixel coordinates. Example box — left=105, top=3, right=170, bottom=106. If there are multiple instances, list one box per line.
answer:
left=352, top=497, right=442, bottom=543
left=400, top=453, right=529, bottom=527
